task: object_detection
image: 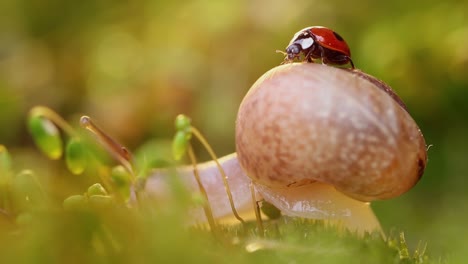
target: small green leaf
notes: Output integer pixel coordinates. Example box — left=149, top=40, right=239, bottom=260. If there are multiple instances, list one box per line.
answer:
left=111, top=165, right=131, bottom=187
left=27, top=115, right=63, bottom=160
left=11, top=170, right=45, bottom=210
left=88, top=195, right=113, bottom=208
left=65, top=138, right=87, bottom=175
left=172, top=131, right=189, bottom=161
left=111, top=166, right=131, bottom=200
left=174, top=114, right=191, bottom=132
left=87, top=183, right=108, bottom=196
left=0, top=145, right=12, bottom=173
left=63, top=195, right=87, bottom=210
left=0, top=145, right=12, bottom=186
left=0, top=146, right=12, bottom=213
left=111, top=166, right=130, bottom=186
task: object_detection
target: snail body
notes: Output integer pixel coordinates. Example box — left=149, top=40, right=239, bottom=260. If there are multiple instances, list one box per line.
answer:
left=146, top=153, right=255, bottom=220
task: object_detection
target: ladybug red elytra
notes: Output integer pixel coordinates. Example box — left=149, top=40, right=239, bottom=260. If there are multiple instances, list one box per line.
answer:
left=279, top=26, right=354, bottom=69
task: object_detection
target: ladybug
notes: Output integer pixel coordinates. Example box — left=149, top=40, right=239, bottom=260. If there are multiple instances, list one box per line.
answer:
left=280, top=26, right=354, bottom=69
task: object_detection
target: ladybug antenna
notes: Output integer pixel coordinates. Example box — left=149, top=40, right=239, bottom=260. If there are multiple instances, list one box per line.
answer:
left=276, top=50, right=291, bottom=65
left=275, top=50, right=287, bottom=55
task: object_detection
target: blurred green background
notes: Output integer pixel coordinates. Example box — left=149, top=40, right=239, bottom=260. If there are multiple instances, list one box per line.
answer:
left=1, top=0, right=467, bottom=261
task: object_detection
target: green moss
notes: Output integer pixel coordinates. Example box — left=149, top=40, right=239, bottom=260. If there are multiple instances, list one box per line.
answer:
left=0, top=194, right=433, bottom=264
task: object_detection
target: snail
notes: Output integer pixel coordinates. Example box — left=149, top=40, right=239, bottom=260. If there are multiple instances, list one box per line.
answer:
left=143, top=63, right=427, bottom=234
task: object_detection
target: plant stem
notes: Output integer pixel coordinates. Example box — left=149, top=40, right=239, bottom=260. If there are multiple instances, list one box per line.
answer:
left=190, top=127, right=245, bottom=226
left=29, top=106, right=77, bottom=137
left=250, top=182, right=264, bottom=237
left=80, top=116, right=134, bottom=178
left=187, top=145, right=217, bottom=234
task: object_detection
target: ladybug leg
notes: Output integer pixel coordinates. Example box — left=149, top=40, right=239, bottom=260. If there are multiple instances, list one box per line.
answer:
left=303, top=47, right=316, bottom=63
left=284, top=55, right=299, bottom=64
left=334, top=55, right=355, bottom=69
left=348, top=57, right=355, bottom=69
left=318, top=46, right=328, bottom=65
left=303, top=50, right=312, bottom=62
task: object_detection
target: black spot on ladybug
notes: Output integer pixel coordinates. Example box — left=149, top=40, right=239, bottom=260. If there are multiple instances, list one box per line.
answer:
left=333, top=31, right=344, bottom=41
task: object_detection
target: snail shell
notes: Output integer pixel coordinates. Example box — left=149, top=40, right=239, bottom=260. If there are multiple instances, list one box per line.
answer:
left=235, top=63, right=427, bottom=202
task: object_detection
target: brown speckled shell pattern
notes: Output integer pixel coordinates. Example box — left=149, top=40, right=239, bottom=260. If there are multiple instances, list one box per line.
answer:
left=235, top=64, right=427, bottom=202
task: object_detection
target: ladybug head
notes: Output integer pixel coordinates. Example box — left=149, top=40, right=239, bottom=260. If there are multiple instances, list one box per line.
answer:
left=286, top=44, right=301, bottom=60
left=286, top=35, right=315, bottom=61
